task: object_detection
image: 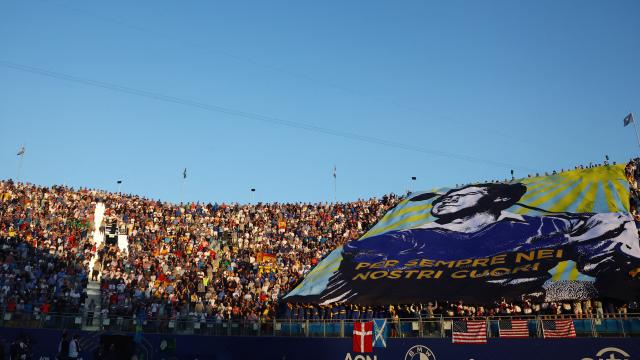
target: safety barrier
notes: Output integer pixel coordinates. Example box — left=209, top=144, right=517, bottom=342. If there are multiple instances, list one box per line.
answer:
left=1, top=310, right=639, bottom=338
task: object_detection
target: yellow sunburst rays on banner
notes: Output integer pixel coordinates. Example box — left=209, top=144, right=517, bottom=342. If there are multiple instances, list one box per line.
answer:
left=516, top=178, right=581, bottom=215
left=516, top=165, right=628, bottom=214
left=554, top=181, right=595, bottom=213
left=520, top=175, right=564, bottom=187
left=601, top=180, right=620, bottom=212
left=360, top=188, right=441, bottom=239
left=373, top=202, right=434, bottom=227
left=361, top=203, right=434, bottom=239
left=364, top=198, right=413, bottom=230
left=288, top=164, right=632, bottom=297
left=518, top=175, right=578, bottom=202
left=365, top=166, right=630, bottom=237
left=549, top=260, right=595, bottom=282
left=569, top=165, right=628, bottom=212
left=610, top=178, right=630, bottom=211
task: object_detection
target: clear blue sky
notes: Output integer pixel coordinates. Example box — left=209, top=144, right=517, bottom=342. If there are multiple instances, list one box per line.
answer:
left=1, top=0, right=639, bottom=204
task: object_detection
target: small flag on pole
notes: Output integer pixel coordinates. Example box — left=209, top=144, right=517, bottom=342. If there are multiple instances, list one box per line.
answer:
left=333, top=166, right=336, bottom=179
left=16, top=146, right=25, bottom=156
left=183, top=168, right=187, bottom=179
left=624, top=113, right=634, bottom=127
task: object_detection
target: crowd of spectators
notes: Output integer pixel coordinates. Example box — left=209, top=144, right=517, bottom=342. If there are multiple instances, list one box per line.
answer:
left=93, top=191, right=398, bottom=323
left=1, top=158, right=638, bottom=328
left=0, top=181, right=95, bottom=316
left=285, top=298, right=637, bottom=322
left=454, top=160, right=618, bottom=189
left=0, top=179, right=400, bottom=323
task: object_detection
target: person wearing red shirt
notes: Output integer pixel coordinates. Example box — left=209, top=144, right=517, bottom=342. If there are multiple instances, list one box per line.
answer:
left=6, top=299, right=16, bottom=312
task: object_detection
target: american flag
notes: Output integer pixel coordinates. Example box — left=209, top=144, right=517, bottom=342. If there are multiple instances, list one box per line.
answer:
left=542, top=319, right=576, bottom=339
left=498, top=319, right=529, bottom=338
left=452, top=320, right=487, bottom=344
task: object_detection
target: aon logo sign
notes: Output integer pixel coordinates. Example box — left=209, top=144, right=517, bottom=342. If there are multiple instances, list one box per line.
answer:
left=344, top=354, right=378, bottom=360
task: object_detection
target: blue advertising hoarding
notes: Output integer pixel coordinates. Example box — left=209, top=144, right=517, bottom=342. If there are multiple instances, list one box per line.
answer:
left=1, top=327, right=638, bottom=360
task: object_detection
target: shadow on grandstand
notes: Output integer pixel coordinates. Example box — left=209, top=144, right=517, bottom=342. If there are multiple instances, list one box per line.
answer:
left=0, top=235, right=89, bottom=331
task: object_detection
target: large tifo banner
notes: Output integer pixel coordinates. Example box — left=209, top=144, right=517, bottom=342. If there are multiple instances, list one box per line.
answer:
left=286, top=164, right=640, bottom=304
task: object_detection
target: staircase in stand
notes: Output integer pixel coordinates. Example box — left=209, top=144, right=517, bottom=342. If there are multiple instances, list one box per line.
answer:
left=82, top=202, right=105, bottom=331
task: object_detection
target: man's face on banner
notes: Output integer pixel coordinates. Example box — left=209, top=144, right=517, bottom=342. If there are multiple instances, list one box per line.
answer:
left=432, top=186, right=488, bottom=217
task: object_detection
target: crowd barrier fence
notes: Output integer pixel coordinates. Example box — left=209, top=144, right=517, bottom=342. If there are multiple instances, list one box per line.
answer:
left=1, top=310, right=639, bottom=338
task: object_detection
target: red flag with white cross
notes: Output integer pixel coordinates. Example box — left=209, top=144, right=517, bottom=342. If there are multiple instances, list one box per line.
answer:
left=352, top=321, right=373, bottom=353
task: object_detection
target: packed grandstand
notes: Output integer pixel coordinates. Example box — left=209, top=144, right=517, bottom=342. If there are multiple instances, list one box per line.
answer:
left=4, top=0, right=640, bottom=357
left=2, top=161, right=640, bottom=358
left=1, top=161, right=639, bottom=328
left=0, top=179, right=399, bottom=322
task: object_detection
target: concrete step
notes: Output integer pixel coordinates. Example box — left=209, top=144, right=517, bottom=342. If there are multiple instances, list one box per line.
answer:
left=83, top=325, right=101, bottom=331
left=81, top=203, right=105, bottom=333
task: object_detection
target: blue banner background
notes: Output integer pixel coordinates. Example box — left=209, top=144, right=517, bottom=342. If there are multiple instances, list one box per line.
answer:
left=1, top=327, right=638, bottom=360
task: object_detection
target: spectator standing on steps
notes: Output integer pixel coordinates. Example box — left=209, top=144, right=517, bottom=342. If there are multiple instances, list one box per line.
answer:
left=68, top=334, right=81, bottom=360
left=86, top=299, right=96, bottom=326
left=92, top=261, right=101, bottom=281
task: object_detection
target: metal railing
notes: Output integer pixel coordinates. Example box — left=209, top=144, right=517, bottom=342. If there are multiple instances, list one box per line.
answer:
left=1, top=310, right=639, bottom=338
